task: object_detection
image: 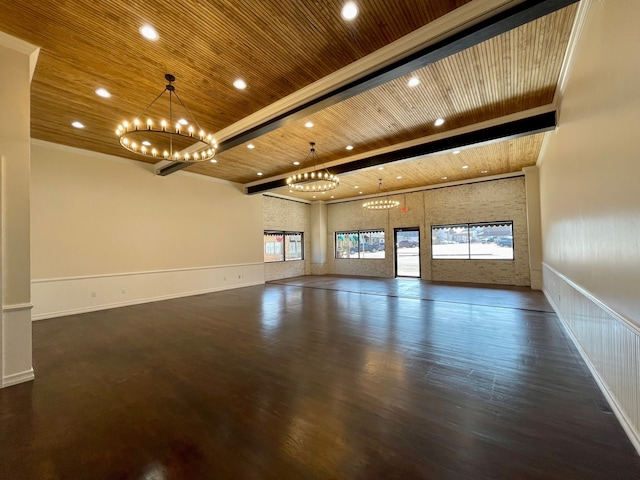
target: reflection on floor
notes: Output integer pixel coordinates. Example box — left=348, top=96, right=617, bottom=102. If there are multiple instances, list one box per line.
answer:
left=1, top=275, right=638, bottom=479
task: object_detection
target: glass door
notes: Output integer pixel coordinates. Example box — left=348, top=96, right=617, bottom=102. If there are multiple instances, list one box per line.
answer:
left=394, top=228, right=420, bottom=278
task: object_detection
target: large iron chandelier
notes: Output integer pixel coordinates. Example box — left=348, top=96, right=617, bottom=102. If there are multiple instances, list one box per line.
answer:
left=286, top=142, right=339, bottom=192
left=363, top=178, right=400, bottom=210
left=116, top=74, right=216, bottom=162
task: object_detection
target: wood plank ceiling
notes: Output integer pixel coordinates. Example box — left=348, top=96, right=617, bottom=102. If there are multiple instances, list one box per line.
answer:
left=0, top=0, right=578, bottom=201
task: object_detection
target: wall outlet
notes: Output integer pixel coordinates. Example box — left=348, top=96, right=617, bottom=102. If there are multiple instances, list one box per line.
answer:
left=90, top=291, right=96, bottom=298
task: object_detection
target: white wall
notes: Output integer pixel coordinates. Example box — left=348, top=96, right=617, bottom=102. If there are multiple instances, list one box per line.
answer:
left=263, top=195, right=310, bottom=281
left=31, top=141, right=265, bottom=319
left=327, top=176, right=531, bottom=285
left=0, top=33, right=38, bottom=388
left=539, top=0, right=640, bottom=452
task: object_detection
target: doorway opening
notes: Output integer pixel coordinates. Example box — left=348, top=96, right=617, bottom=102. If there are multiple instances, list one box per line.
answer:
left=394, top=228, right=420, bottom=278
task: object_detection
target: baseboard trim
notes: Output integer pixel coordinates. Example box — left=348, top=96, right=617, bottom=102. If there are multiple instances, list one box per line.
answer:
left=543, top=288, right=640, bottom=456
left=32, top=280, right=263, bottom=321
left=2, top=368, right=34, bottom=388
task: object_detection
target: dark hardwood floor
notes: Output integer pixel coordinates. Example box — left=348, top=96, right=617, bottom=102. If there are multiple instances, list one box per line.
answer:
left=1, top=276, right=638, bottom=479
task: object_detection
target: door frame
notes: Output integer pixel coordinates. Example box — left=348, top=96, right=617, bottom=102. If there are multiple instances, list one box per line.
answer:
left=394, top=227, right=421, bottom=278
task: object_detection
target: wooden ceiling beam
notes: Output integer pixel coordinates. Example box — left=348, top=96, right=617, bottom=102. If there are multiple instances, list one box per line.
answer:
left=157, top=0, right=578, bottom=177
left=245, top=110, right=556, bottom=194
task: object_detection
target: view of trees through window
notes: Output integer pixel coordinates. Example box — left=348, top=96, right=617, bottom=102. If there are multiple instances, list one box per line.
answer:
left=264, top=231, right=304, bottom=262
left=431, top=222, right=514, bottom=260
left=335, top=230, right=385, bottom=259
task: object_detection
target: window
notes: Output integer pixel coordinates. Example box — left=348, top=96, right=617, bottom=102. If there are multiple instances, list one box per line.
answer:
left=264, top=231, right=304, bottom=262
left=335, top=230, right=385, bottom=259
left=431, top=221, right=513, bottom=260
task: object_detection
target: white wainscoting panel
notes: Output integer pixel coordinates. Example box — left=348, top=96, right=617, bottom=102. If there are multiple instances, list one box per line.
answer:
left=543, top=263, right=640, bottom=454
left=32, top=263, right=265, bottom=320
left=2, top=304, right=34, bottom=387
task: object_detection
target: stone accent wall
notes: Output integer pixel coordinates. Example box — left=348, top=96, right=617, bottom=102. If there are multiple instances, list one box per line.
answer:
left=326, top=177, right=531, bottom=286
left=263, top=196, right=311, bottom=281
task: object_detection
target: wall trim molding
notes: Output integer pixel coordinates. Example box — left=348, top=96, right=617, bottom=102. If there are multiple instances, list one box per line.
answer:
left=32, top=262, right=264, bottom=284
left=2, top=303, right=34, bottom=312
left=2, top=368, right=34, bottom=388
left=542, top=262, right=639, bottom=335
left=543, top=287, right=640, bottom=456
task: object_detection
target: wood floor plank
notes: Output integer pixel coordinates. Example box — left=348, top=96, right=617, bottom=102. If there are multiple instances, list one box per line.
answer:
left=0, top=276, right=638, bottom=479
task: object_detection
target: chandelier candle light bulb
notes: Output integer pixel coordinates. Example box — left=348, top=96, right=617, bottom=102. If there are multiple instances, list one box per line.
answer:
left=287, top=142, right=339, bottom=193
left=363, top=178, right=399, bottom=210
left=116, top=74, right=216, bottom=163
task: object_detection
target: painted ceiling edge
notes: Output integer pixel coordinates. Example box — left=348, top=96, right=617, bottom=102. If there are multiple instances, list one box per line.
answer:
left=157, top=0, right=578, bottom=178
left=245, top=111, right=557, bottom=195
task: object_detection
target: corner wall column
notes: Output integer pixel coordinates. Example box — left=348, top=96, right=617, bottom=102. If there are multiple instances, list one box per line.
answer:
left=523, top=166, right=543, bottom=290
left=0, top=32, right=39, bottom=387
left=309, top=201, right=329, bottom=275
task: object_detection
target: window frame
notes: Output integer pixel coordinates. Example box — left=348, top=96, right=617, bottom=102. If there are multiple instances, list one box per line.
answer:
left=264, top=231, right=304, bottom=263
left=335, top=229, right=385, bottom=259
left=430, top=221, right=514, bottom=260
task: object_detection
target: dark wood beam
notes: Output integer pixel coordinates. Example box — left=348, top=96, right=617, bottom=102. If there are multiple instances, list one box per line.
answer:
left=158, top=0, right=578, bottom=177
left=246, top=111, right=557, bottom=194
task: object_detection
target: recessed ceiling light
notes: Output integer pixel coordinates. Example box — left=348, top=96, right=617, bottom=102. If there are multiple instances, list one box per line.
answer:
left=462, top=165, right=469, bottom=169
left=407, top=77, right=420, bottom=88
left=210, top=159, right=217, bottom=163
left=346, top=145, right=354, bottom=150
left=95, top=88, right=111, bottom=98
left=359, top=191, right=363, bottom=195
left=481, top=170, right=488, bottom=174
left=341, top=2, right=359, bottom=20
left=331, top=196, right=335, bottom=199
left=257, top=172, right=263, bottom=176
left=178, top=118, right=189, bottom=125
left=71, top=121, right=84, bottom=129
left=322, top=191, right=326, bottom=194
left=247, top=144, right=255, bottom=149
left=453, top=150, right=461, bottom=155
left=293, top=161, right=300, bottom=166
left=313, top=195, right=317, bottom=199
left=233, top=79, right=247, bottom=90
left=142, top=140, right=151, bottom=146
left=434, top=118, right=445, bottom=127
left=354, top=185, right=359, bottom=188
left=139, top=25, right=159, bottom=41
left=396, top=175, right=402, bottom=179
left=378, top=167, right=384, bottom=170
left=304, top=121, right=314, bottom=128
left=442, top=176, right=448, bottom=180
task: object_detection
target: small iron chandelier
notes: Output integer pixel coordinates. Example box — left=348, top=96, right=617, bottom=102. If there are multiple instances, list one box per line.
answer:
left=286, top=142, right=339, bottom=192
left=116, top=74, right=216, bottom=162
left=363, top=178, right=400, bottom=210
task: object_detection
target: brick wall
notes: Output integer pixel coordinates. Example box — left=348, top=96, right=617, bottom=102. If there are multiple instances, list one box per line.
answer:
left=263, top=196, right=311, bottom=281
left=326, top=177, right=531, bottom=286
